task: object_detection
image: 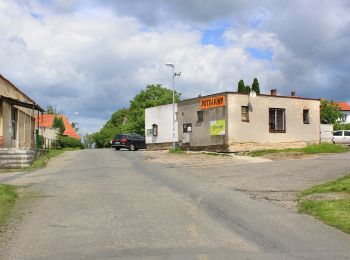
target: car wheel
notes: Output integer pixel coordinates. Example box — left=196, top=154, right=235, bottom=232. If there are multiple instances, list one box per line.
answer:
left=129, top=144, right=135, bottom=151
left=115, top=147, right=120, bottom=150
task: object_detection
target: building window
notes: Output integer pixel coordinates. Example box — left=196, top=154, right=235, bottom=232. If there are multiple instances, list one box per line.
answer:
left=183, top=123, right=192, bottom=133
left=303, top=109, right=310, bottom=124
left=241, top=106, right=249, bottom=122
left=175, top=112, right=179, bottom=121
left=197, top=111, right=203, bottom=122
left=152, top=124, right=158, bottom=136
left=269, top=108, right=286, bottom=133
left=11, top=107, right=17, bottom=139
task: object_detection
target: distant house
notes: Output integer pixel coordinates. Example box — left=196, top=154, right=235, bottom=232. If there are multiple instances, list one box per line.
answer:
left=336, top=102, right=350, bottom=123
left=0, top=74, right=44, bottom=149
left=145, top=90, right=321, bottom=152
left=36, top=114, right=80, bottom=140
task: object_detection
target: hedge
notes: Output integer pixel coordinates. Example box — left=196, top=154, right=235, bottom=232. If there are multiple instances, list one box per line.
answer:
left=58, top=136, right=82, bottom=148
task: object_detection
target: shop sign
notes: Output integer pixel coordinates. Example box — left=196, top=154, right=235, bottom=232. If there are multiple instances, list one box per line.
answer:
left=200, top=96, right=225, bottom=110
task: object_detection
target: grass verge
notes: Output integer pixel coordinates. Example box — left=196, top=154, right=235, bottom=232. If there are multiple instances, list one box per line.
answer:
left=169, top=147, right=185, bottom=154
left=248, top=143, right=350, bottom=157
left=25, top=149, right=65, bottom=171
left=298, top=174, right=350, bottom=234
left=0, top=185, right=17, bottom=227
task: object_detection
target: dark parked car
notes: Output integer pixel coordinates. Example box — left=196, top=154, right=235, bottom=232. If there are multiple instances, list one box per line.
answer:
left=111, top=133, right=146, bottom=151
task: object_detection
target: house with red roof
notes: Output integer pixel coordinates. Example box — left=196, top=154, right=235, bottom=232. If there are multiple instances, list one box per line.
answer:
left=36, top=114, right=80, bottom=141
left=336, top=102, right=350, bottom=123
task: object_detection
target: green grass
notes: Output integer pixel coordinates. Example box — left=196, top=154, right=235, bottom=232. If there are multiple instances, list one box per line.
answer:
left=0, top=184, right=17, bottom=227
left=298, top=174, right=350, bottom=234
left=300, top=175, right=350, bottom=197
left=249, top=143, right=349, bottom=157
left=25, top=149, right=65, bottom=171
left=300, top=143, right=349, bottom=154
left=169, top=147, right=185, bottom=154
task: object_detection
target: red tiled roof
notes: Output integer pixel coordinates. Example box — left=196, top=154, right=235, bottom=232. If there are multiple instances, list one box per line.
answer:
left=336, top=102, right=350, bottom=111
left=36, top=114, right=80, bottom=140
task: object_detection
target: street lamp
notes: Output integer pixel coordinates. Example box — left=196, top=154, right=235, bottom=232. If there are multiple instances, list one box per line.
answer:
left=165, top=62, right=181, bottom=150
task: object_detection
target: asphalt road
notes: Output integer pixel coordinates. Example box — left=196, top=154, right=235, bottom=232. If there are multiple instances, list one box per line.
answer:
left=1, top=149, right=350, bottom=259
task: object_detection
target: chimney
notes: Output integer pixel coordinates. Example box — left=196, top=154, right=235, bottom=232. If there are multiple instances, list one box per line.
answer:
left=291, top=91, right=296, bottom=97
left=270, top=89, right=277, bottom=96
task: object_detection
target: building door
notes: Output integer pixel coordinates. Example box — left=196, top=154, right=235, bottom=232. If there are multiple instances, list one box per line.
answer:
left=11, top=107, right=18, bottom=141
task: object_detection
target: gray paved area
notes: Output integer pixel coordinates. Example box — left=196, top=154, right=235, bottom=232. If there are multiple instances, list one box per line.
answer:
left=0, top=149, right=350, bottom=259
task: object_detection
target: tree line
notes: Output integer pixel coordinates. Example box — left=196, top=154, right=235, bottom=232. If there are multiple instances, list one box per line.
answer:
left=91, top=84, right=180, bottom=148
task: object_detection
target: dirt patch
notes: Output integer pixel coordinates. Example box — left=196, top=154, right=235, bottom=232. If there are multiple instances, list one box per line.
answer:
left=233, top=188, right=299, bottom=211
left=140, top=150, right=270, bottom=167
left=304, top=192, right=350, bottom=201
left=261, top=152, right=317, bottom=161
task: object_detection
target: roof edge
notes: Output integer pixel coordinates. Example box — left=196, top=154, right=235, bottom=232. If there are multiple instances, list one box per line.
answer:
left=0, top=74, right=41, bottom=107
left=178, top=91, right=321, bottom=103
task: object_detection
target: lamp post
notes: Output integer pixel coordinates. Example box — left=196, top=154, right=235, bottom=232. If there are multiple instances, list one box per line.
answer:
left=165, top=62, right=180, bottom=150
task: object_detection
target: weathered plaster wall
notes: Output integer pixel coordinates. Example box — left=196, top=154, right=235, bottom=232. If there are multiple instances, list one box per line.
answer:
left=0, top=76, right=37, bottom=148
left=177, top=94, right=228, bottom=149
left=227, top=94, right=320, bottom=151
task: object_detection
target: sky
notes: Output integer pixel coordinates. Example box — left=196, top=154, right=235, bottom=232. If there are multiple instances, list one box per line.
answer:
left=1, top=0, right=350, bottom=135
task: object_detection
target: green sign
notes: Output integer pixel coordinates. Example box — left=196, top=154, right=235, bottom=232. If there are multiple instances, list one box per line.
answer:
left=210, top=120, right=225, bottom=136
left=146, top=129, right=152, bottom=136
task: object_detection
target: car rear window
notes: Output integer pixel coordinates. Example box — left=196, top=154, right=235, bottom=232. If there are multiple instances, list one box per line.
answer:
left=115, top=134, right=126, bottom=140
left=345, top=131, right=350, bottom=136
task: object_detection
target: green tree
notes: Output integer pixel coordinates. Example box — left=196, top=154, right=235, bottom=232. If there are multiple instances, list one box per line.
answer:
left=126, top=84, right=181, bottom=136
left=83, top=133, right=93, bottom=148
left=71, top=122, right=79, bottom=132
left=320, top=99, right=342, bottom=124
left=251, top=78, right=260, bottom=94
left=237, top=80, right=246, bottom=93
left=52, top=116, right=65, bottom=136
left=46, top=105, right=55, bottom=114
left=245, top=85, right=251, bottom=93
left=91, top=84, right=180, bottom=148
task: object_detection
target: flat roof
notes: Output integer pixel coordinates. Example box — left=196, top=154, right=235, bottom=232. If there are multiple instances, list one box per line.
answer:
left=178, top=91, right=321, bottom=103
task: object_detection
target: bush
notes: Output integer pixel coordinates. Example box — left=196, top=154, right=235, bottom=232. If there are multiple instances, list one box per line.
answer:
left=58, top=136, right=82, bottom=148
left=37, top=135, right=44, bottom=148
left=334, top=122, right=350, bottom=131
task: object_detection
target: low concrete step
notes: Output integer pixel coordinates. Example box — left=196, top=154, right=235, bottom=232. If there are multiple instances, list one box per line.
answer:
left=0, top=149, right=36, bottom=168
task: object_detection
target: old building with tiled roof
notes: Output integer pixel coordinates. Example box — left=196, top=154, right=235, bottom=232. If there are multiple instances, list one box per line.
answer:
left=336, top=102, right=350, bottom=123
left=36, top=114, right=80, bottom=140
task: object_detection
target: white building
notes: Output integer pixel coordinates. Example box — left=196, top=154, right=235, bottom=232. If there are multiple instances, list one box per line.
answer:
left=145, top=103, right=178, bottom=149
left=336, top=102, right=350, bottom=123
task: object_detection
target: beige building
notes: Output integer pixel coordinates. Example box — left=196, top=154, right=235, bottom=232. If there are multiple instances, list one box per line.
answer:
left=176, top=90, right=320, bottom=152
left=0, top=74, right=44, bottom=149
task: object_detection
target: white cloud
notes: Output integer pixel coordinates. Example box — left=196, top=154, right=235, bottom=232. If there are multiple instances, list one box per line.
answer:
left=0, top=0, right=349, bottom=134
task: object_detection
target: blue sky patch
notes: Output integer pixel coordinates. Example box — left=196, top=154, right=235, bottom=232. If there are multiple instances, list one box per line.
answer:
left=250, top=19, right=262, bottom=28
left=200, top=22, right=232, bottom=46
left=246, top=47, right=273, bottom=61
left=30, top=12, right=43, bottom=20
